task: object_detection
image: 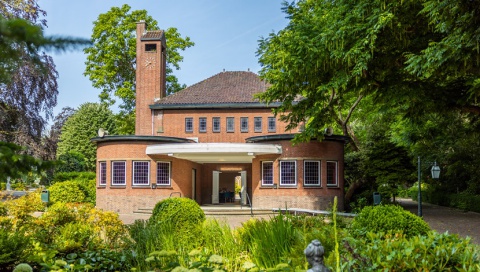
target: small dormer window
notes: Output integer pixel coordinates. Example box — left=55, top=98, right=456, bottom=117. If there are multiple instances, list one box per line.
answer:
left=145, top=44, right=157, bottom=52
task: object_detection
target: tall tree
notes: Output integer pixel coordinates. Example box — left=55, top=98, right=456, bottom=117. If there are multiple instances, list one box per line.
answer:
left=56, top=103, right=118, bottom=171
left=84, top=4, right=194, bottom=134
left=40, top=107, right=76, bottom=161
left=0, top=0, right=88, bottom=155
left=257, top=0, right=479, bottom=143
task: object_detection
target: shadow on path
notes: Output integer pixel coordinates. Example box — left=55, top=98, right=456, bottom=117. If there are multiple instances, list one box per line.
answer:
left=397, top=198, right=480, bottom=244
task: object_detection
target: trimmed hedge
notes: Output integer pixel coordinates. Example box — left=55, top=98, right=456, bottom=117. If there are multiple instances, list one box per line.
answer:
left=52, top=172, right=95, bottom=184
left=48, top=181, right=87, bottom=204
left=49, top=172, right=96, bottom=204
left=350, top=204, right=430, bottom=237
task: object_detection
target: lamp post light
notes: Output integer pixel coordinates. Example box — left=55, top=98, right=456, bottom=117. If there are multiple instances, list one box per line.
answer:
left=418, top=157, right=441, bottom=217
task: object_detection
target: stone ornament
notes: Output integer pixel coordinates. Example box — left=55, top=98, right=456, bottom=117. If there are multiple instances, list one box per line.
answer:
left=304, top=239, right=330, bottom=272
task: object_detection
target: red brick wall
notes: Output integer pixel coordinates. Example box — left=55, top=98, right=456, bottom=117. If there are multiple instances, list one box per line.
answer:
left=251, top=140, right=345, bottom=211
left=96, top=141, right=202, bottom=213
left=154, top=108, right=300, bottom=143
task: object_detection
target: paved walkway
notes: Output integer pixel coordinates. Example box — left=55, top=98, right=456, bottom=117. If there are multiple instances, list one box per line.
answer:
left=396, top=198, right=480, bottom=244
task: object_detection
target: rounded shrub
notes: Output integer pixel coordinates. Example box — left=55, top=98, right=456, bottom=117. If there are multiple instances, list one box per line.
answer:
left=13, top=263, right=33, bottom=272
left=149, top=198, right=205, bottom=248
left=150, top=197, right=205, bottom=228
left=350, top=204, right=430, bottom=237
left=48, top=180, right=86, bottom=203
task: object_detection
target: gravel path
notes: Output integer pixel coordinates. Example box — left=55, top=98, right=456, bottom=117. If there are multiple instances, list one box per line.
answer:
left=397, top=198, right=480, bottom=244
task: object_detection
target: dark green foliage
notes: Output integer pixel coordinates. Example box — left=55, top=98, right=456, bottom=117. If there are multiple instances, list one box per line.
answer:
left=56, top=103, right=117, bottom=171
left=412, top=188, right=480, bottom=213
left=351, top=205, right=430, bottom=237
left=342, top=231, right=480, bottom=271
left=55, top=152, right=86, bottom=173
left=0, top=141, right=55, bottom=182
left=39, top=250, right=130, bottom=271
left=52, top=171, right=95, bottom=183
left=449, top=193, right=480, bottom=213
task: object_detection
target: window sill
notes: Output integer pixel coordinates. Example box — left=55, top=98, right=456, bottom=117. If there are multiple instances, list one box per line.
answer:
left=110, top=186, right=126, bottom=189
left=260, top=185, right=275, bottom=189
left=97, top=186, right=106, bottom=189
left=278, top=185, right=298, bottom=189
left=304, top=185, right=322, bottom=189
left=132, top=186, right=151, bottom=189
left=327, top=185, right=339, bottom=188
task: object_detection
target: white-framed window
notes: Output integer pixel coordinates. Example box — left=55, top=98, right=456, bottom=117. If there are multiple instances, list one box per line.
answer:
left=226, top=117, right=234, bottom=132
left=199, top=117, right=207, bottom=132
left=254, top=117, right=262, bottom=132
left=212, top=117, right=220, bottom=132
left=327, top=161, right=338, bottom=186
left=157, top=161, right=171, bottom=185
left=280, top=160, right=297, bottom=186
left=185, top=117, right=193, bottom=132
left=262, top=161, right=274, bottom=185
left=268, top=117, right=276, bottom=132
left=240, top=117, right=248, bottom=132
left=99, top=161, right=107, bottom=186
left=111, top=161, right=126, bottom=185
left=304, top=160, right=321, bottom=186
left=133, top=161, right=150, bottom=186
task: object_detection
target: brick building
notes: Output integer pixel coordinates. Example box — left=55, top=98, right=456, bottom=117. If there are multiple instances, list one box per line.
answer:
left=93, top=21, right=347, bottom=214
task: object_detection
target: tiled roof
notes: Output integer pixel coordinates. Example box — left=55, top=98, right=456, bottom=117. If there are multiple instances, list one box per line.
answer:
left=141, top=30, right=164, bottom=40
left=156, top=71, right=270, bottom=105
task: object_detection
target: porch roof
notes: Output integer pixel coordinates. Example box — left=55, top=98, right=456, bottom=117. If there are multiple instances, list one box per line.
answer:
left=145, top=143, right=282, bottom=163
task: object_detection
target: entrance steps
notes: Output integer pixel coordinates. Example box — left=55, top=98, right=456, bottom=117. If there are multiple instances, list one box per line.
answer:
left=133, top=205, right=276, bottom=216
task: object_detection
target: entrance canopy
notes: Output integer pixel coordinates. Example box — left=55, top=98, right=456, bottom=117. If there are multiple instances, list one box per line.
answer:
left=146, top=143, right=282, bottom=163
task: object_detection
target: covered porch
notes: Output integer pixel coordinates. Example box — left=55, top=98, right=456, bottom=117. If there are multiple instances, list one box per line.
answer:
left=146, top=143, right=282, bottom=205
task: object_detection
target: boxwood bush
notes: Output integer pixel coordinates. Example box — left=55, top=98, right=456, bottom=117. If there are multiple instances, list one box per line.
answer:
left=350, top=204, right=430, bottom=237
left=150, top=197, right=205, bottom=228
left=149, top=197, right=205, bottom=249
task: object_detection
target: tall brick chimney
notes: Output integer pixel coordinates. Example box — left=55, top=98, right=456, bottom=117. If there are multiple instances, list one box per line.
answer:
left=135, top=20, right=167, bottom=135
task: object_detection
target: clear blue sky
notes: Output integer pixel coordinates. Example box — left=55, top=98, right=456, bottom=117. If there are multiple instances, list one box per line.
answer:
left=38, top=0, right=289, bottom=117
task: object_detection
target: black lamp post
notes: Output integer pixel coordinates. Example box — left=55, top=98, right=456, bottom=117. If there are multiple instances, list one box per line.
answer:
left=418, top=157, right=441, bottom=217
